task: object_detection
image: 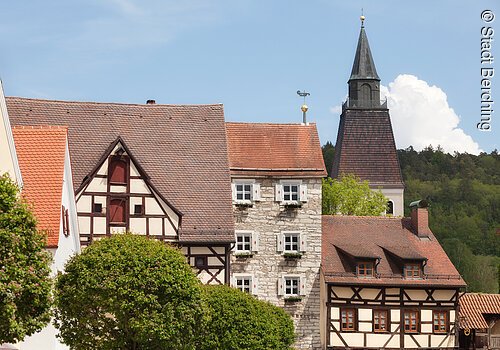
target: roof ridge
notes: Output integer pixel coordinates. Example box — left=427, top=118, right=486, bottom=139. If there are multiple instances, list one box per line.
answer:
left=226, top=121, right=317, bottom=126
left=6, top=96, right=223, bottom=108
left=323, top=214, right=404, bottom=220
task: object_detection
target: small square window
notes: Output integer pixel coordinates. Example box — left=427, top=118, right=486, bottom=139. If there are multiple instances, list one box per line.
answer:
left=194, top=256, right=207, bottom=268
left=235, top=276, right=252, bottom=293
left=134, top=204, right=143, bottom=215
left=236, top=232, right=252, bottom=253
left=284, top=232, right=300, bottom=253
left=341, top=309, right=356, bottom=331
left=283, top=184, right=299, bottom=202
left=357, top=262, right=374, bottom=277
left=93, top=203, right=103, bottom=213
left=404, top=263, right=421, bottom=279
left=235, top=183, right=252, bottom=201
left=284, top=277, right=300, bottom=296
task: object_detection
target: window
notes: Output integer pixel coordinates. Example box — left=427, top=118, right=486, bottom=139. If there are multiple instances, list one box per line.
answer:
left=134, top=204, right=143, bottom=215
left=108, top=156, right=128, bottom=184
left=284, top=277, right=300, bottom=296
left=373, top=310, right=388, bottom=332
left=357, top=262, right=374, bottom=277
left=403, top=310, right=419, bottom=333
left=284, top=232, right=300, bottom=253
left=283, top=184, right=299, bottom=201
left=404, top=263, right=421, bottom=279
left=433, top=311, right=448, bottom=333
left=93, top=203, right=103, bottom=213
left=109, top=198, right=126, bottom=224
left=232, top=181, right=260, bottom=203
left=386, top=200, right=394, bottom=215
left=194, top=256, right=207, bottom=268
left=341, top=309, right=356, bottom=331
left=236, top=183, right=252, bottom=201
left=235, top=276, right=252, bottom=293
left=236, top=232, right=252, bottom=253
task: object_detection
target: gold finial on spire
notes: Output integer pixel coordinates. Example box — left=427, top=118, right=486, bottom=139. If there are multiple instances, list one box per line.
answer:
left=360, top=8, right=365, bottom=27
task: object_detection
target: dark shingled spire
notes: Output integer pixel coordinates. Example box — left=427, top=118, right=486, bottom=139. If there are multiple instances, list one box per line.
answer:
left=349, top=25, right=380, bottom=82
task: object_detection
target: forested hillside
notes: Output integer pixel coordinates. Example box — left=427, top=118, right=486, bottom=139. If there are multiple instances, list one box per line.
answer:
left=322, top=142, right=500, bottom=293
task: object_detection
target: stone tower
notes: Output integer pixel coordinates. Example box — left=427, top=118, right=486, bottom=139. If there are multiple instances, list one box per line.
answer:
left=330, top=19, right=404, bottom=216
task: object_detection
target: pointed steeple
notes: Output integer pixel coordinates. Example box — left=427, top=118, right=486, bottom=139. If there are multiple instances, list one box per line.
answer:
left=347, top=17, right=381, bottom=107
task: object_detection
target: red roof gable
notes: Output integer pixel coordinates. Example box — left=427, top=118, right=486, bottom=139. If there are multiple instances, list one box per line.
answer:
left=459, top=293, right=500, bottom=329
left=322, top=215, right=465, bottom=287
left=225, top=122, right=327, bottom=177
left=12, top=126, right=67, bottom=248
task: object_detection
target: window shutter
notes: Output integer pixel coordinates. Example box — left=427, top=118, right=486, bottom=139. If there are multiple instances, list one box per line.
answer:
left=299, top=233, right=307, bottom=253
left=277, top=277, right=284, bottom=296
left=252, top=276, right=258, bottom=295
left=252, top=183, right=261, bottom=201
left=299, top=276, right=307, bottom=296
left=251, top=232, right=259, bottom=253
left=230, top=275, right=236, bottom=288
left=300, top=184, right=308, bottom=202
left=231, top=183, right=236, bottom=202
left=275, top=184, right=283, bottom=202
left=276, top=233, right=284, bottom=253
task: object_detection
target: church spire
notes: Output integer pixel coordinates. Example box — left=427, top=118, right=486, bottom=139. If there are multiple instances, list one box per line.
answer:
left=347, top=16, right=381, bottom=107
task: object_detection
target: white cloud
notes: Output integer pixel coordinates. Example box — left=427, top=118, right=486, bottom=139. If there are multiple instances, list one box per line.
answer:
left=381, top=74, right=481, bottom=154
left=329, top=105, right=342, bottom=114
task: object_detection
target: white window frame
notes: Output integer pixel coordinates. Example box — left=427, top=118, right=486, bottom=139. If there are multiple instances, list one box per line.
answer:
left=276, top=231, right=307, bottom=254
left=283, top=232, right=300, bottom=253
left=232, top=180, right=261, bottom=204
left=275, top=180, right=308, bottom=204
left=235, top=230, right=259, bottom=254
left=278, top=275, right=306, bottom=297
left=232, top=274, right=257, bottom=295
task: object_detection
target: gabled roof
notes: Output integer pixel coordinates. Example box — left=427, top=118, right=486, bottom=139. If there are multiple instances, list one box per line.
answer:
left=6, top=97, right=235, bottom=243
left=322, top=215, right=465, bottom=287
left=225, top=122, right=327, bottom=177
left=330, top=109, right=404, bottom=187
left=459, top=293, right=500, bottom=329
left=349, top=25, right=380, bottom=81
left=12, top=126, right=67, bottom=248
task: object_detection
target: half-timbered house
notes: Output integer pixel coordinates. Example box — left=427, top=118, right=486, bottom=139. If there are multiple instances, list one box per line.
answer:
left=7, top=98, right=235, bottom=285
left=321, top=201, right=466, bottom=349
left=225, top=122, right=327, bottom=349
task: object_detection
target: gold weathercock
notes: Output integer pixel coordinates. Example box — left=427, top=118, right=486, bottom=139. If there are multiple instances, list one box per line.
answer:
left=296, top=90, right=310, bottom=124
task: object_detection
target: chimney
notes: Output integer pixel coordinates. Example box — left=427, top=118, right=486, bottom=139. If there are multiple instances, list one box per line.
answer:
left=409, top=200, right=431, bottom=238
left=146, top=99, right=156, bottom=105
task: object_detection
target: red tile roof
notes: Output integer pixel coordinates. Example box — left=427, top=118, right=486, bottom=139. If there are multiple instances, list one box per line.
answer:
left=322, top=215, right=465, bottom=287
left=331, top=109, right=404, bottom=187
left=7, top=97, right=234, bottom=243
left=12, top=126, right=67, bottom=248
left=459, top=293, right=500, bottom=329
left=225, top=122, right=327, bottom=177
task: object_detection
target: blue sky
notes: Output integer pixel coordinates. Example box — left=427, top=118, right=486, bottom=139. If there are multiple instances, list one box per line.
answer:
left=0, top=0, right=498, bottom=153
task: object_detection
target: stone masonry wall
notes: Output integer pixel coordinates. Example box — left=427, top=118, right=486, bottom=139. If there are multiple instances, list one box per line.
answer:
left=231, top=177, right=322, bottom=350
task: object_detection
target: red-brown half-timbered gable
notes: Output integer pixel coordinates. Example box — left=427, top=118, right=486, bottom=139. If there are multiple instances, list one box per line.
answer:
left=7, top=97, right=235, bottom=285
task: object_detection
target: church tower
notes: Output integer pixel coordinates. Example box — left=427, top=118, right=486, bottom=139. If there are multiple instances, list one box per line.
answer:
left=330, top=17, right=404, bottom=216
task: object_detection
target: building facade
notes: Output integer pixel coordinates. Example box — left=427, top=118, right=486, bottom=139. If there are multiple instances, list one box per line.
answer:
left=225, top=122, right=326, bottom=349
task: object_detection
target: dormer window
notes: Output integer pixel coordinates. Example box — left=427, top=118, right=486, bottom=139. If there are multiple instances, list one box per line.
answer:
left=404, top=263, right=422, bottom=279
left=357, top=262, right=374, bottom=277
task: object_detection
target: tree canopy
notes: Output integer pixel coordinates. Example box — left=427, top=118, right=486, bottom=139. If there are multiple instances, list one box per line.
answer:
left=322, top=174, right=388, bottom=216
left=0, top=173, right=52, bottom=343
left=54, top=234, right=205, bottom=350
left=201, top=285, right=295, bottom=350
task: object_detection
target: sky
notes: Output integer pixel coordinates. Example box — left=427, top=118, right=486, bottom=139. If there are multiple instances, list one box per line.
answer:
left=0, top=0, right=498, bottom=154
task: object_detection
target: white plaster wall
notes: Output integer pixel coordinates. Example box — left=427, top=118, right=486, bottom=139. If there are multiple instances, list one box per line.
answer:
left=379, top=188, right=404, bottom=217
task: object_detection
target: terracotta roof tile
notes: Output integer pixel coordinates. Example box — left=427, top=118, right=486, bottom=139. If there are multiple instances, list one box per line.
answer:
left=7, top=97, right=235, bottom=242
left=12, top=126, right=67, bottom=248
left=331, top=109, right=404, bottom=187
left=459, top=293, right=500, bottom=329
left=225, top=122, right=326, bottom=177
left=322, top=215, right=465, bottom=287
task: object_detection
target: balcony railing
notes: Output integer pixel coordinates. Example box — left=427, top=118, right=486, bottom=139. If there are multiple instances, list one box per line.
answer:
left=342, top=98, right=388, bottom=111
left=323, top=271, right=463, bottom=281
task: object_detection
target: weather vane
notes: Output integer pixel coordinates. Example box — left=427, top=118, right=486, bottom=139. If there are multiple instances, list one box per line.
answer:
left=297, top=90, right=310, bottom=124
left=360, top=8, right=365, bottom=27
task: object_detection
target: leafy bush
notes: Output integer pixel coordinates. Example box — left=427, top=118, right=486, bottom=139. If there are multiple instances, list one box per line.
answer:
left=201, top=285, right=295, bottom=350
left=0, top=173, right=52, bottom=343
left=54, top=234, right=205, bottom=350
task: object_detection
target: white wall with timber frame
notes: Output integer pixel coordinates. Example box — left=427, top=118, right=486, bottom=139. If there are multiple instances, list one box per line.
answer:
left=323, top=283, right=460, bottom=349
left=181, top=245, right=229, bottom=285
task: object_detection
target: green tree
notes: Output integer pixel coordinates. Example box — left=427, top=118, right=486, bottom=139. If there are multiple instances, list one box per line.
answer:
left=321, top=141, right=335, bottom=176
left=0, top=173, right=52, bottom=343
left=322, top=174, right=388, bottom=215
left=54, top=234, right=205, bottom=350
left=201, top=285, right=295, bottom=350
